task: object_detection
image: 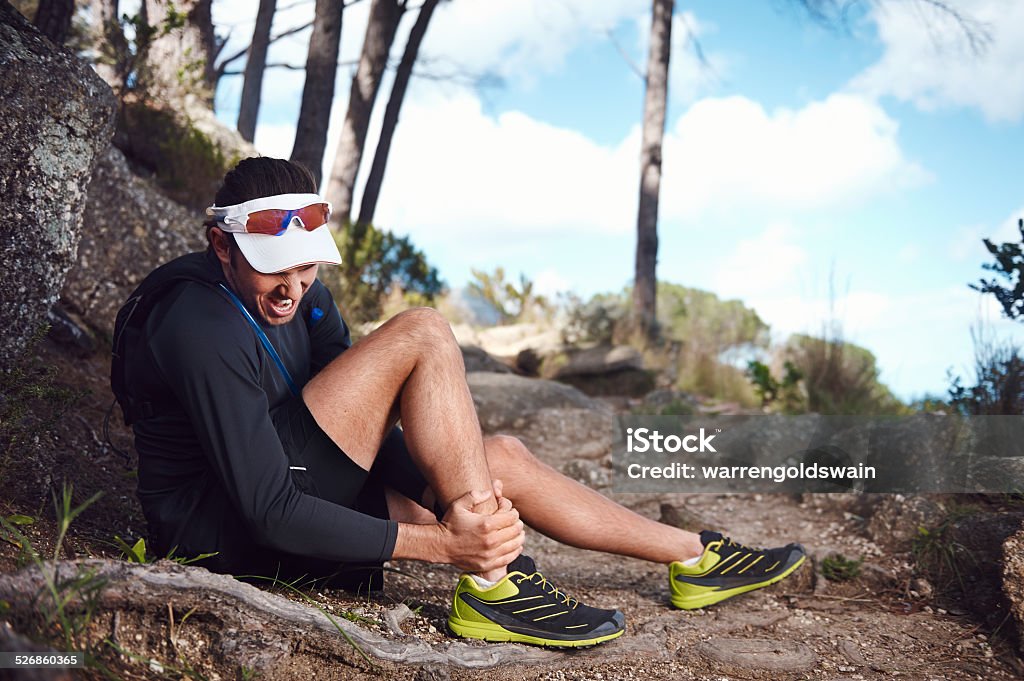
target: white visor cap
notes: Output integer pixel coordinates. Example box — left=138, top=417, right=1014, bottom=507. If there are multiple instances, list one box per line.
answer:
left=206, top=193, right=342, bottom=274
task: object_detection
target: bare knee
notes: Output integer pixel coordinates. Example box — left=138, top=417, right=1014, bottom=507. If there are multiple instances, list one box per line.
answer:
left=485, top=435, right=536, bottom=480
left=390, top=307, right=461, bottom=361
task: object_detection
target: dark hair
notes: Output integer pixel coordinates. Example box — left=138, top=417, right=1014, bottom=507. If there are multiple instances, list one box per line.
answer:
left=204, top=157, right=318, bottom=247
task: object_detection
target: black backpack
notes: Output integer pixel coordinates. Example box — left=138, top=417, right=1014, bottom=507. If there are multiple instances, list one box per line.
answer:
left=110, top=253, right=222, bottom=426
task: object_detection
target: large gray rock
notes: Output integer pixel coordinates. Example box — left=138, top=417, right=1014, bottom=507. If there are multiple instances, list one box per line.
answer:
left=0, top=4, right=116, bottom=372
left=460, top=345, right=512, bottom=374
left=1003, top=528, right=1024, bottom=656
left=544, top=344, right=655, bottom=397
left=468, top=371, right=604, bottom=431
left=467, top=372, right=615, bottom=467
left=549, top=344, right=643, bottom=378
left=61, top=146, right=204, bottom=336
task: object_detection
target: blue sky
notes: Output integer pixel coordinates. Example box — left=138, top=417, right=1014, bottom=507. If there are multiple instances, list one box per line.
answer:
left=212, top=0, right=1024, bottom=401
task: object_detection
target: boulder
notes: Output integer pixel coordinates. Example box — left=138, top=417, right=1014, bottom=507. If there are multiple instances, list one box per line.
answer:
left=467, top=372, right=614, bottom=467
left=1002, top=528, right=1024, bottom=656
left=968, top=456, right=1024, bottom=494
left=548, top=344, right=643, bottom=378
left=460, top=345, right=512, bottom=374
left=61, top=146, right=205, bottom=336
left=543, top=344, right=655, bottom=397
left=474, top=323, right=563, bottom=358
left=0, top=4, right=116, bottom=372
left=468, top=371, right=603, bottom=430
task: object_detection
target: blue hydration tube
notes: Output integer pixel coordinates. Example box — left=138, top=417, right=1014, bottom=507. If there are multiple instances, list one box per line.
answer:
left=218, top=283, right=301, bottom=397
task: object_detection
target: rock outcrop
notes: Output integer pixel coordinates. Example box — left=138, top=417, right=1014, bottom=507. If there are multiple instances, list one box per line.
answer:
left=467, top=371, right=615, bottom=467
left=0, top=4, right=116, bottom=372
left=61, top=146, right=204, bottom=336
left=542, top=344, right=655, bottom=397
left=1003, top=527, right=1024, bottom=656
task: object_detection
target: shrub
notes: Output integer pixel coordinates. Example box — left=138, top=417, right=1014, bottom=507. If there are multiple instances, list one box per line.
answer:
left=972, top=218, right=1024, bottom=320
left=467, top=267, right=550, bottom=325
left=783, top=331, right=903, bottom=415
left=324, top=221, right=444, bottom=325
left=948, top=332, right=1024, bottom=415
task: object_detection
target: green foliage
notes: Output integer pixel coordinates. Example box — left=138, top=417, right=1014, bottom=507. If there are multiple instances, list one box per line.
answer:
left=784, top=332, right=903, bottom=415
left=561, top=292, right=628, bottom=345
left=111, top=535, right=218, bottom=566
left=118, top=103, right=234, bottom=210
left=113, top=535, right=148, bottom=564
left=92, top=6, right=196, bottom=102
left=5, top=514, right=36, bottom=526
left=911, top=505, right=977, bottom=595
left=948, top=335, right=1024, bottom=415
left=746, top=360, right=804, bottom=412
left=972, top=218, right=1024, bottom=320
left=560, top=284, right=766, bottom=405
left=821, top=553, right=862, bottom=581
left=0, top=482, right=106, bottom=654
left=52, top=483, right=103, bottom=561
left=656, top=283, right=770, bottom=350
left=468, top=267, right=550, bottom=325
left=325, top=222, right=444, bottom=324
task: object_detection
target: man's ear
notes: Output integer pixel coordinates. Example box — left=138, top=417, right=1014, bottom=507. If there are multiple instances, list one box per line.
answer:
left=209, top=227, right=233, bottom=268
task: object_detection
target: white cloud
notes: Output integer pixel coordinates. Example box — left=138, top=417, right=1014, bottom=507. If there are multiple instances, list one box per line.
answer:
left=422, top=0, right=649, bottom=85
left=370, top=91, right=637, bottom=238
left=660, top=93, right=930, bottom=220
left=713, top=224, right=808, bottom=301
left=363, top=90, right=926, bottom=246
left=852, top=0, right=1024, bottom=122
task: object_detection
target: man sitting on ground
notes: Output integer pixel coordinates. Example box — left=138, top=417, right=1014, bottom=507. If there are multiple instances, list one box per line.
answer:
left=114, top=157, right=805, bottom=648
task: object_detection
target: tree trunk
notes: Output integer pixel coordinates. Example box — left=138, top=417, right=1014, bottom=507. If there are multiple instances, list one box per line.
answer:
left=33, top=0, right=75, bottom=44
left=325, top=0, right=404, bottom=226
left=236, top=0, right=277, bottom=142
left=290, top=0, right=344, bottom=187
left=633, top=0, right=672, bottom=344
left=142, top=0, right=217, bottom=106
left=356, top=0, right=438, bottom=229
left=87, top=0, right=122, bottom=89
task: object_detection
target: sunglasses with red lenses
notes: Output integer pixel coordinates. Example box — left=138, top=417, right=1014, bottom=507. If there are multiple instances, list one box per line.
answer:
left=242, top=203, right=331, bottom=236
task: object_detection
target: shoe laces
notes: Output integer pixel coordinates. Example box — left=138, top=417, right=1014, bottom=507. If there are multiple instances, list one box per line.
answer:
left=721, top=536, right=760, bottom=552
left=517, top=572, right=579, bottom=608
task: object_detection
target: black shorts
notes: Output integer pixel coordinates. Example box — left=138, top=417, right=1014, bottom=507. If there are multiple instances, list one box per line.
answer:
left=270, top=397, right=432, bottom=509
left=258, top=399, right=434, bottom=591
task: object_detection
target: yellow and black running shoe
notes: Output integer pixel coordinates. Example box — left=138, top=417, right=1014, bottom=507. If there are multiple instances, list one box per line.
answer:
left=448, top=555, right=625, bottom=647
left=669, top=530, right=806, bottom=610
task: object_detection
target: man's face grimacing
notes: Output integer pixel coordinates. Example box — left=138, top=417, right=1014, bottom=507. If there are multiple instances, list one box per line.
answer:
left=210, top=227, right=319, bottom=326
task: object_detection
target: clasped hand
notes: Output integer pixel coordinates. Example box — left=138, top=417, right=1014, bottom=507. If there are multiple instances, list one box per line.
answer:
left=440, top=479, right=525, bottom=573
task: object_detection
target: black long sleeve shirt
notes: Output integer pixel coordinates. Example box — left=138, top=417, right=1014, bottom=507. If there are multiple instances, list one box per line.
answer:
left=130, top=251, right=398, bottom=572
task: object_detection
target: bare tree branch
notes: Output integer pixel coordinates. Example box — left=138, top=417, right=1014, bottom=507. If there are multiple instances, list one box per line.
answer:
left=222, top=57, right=358, bottom=76
left=214, top=20, right=314, bottom=79
left=796, top=0, right=991, bottom=56
left=605, top=28, right=645, bottom=80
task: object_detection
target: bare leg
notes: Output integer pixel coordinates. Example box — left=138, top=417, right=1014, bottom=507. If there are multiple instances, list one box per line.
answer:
left=484, top=435, right=705, bottom=563
left=302, top=308, right=505, bottom=579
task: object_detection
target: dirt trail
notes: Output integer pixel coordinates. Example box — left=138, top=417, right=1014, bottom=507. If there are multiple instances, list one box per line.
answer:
left=375, top=491, right=1021, bottom=681
left=1, top=342, right=1022, bottom=679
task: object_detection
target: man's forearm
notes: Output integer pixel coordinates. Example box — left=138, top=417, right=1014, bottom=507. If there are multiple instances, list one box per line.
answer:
left=392, top=522, right=448, bottom=563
